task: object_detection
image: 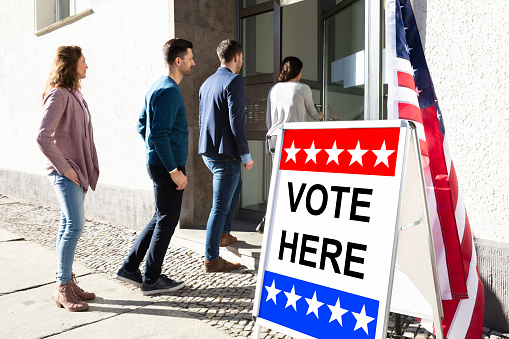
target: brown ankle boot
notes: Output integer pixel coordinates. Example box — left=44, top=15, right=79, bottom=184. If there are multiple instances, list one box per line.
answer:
left=220, top=233, right=238, bottom=247
left=55, top=282, right=89, bottom=312
left=204, top=257, right=242, bottom=272
left=69, top=274, right=95, bottom=300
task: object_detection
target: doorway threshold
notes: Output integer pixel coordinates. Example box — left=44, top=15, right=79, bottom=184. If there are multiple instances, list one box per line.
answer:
left=173, top=220, right=263, bottom=271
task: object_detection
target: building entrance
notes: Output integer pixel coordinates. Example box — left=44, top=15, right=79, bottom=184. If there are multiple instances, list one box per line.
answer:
left=238, top=0, right=380, bottom=221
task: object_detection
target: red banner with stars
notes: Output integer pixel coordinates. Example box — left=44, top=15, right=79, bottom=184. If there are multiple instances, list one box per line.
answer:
left=279, top=128, right=400, bottom=177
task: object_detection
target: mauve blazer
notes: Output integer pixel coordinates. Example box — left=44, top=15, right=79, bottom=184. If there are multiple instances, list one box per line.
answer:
left=37, top=87, right=99, bottom=192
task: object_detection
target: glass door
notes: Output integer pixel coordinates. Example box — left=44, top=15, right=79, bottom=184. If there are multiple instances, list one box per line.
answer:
left=322, top=0, right=366, bottom=121
left=238, top=1, right=279, bottom=220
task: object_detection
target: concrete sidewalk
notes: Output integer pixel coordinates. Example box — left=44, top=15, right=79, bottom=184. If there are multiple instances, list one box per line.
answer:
left=3, top=196, right=504, bottom=339
left=0, top=228, right=234, bottom=339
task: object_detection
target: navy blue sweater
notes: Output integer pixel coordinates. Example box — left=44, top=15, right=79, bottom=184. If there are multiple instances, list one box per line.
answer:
left=198, top=67, right=251, bottom=162
left=137, top=76, right=188, bottom=172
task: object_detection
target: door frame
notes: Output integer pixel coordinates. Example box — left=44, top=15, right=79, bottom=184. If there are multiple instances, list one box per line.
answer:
left=236, top=0, right=383, bottom=221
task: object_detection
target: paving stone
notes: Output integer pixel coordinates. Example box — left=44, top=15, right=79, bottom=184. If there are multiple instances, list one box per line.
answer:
left=0, top=200, right=444, bottom=339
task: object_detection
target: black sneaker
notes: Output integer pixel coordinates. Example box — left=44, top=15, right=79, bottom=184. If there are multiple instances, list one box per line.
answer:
left=141, top=275, right=184, bottom=296
left=114, top=266, right=142, bottom=287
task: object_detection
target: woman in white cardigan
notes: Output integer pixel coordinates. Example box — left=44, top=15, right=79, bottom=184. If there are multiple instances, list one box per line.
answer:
left=257, top=57, right=324, bottom=234
left=266, top=56, right=324, bottom=154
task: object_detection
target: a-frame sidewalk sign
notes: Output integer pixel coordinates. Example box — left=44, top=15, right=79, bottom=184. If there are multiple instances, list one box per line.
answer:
left=252, top=120, right=444, bottom=339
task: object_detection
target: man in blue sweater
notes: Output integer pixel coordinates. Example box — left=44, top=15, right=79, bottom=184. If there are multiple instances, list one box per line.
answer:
left=199, top=40, right=254, bottom=272
left=115, top=38, right=195, bottom=295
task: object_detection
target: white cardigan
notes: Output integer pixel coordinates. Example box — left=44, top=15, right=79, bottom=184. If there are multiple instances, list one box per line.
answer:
left=266, top=81, right=321, bottom=137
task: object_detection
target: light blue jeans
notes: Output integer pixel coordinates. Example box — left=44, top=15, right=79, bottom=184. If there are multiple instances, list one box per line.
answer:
left=49, top=171, right=85, bottom=284
left=202, top=154, right=242, bottom=261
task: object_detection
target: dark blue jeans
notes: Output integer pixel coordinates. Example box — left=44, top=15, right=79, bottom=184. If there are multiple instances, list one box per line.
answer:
left=202, top=154, right=242, bottom=261
left=123, top=164, right=184, bottom=284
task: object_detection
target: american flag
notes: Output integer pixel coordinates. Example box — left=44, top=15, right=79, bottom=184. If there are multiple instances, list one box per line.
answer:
left=385, top=0, right=485, bottom=337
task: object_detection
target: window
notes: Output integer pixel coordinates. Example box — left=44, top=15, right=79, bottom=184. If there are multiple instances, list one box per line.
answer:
left=35, top=0, right=92, bottom=34
left=241, top=0, right=271, bottom=9
left=323, top=0, right=366, bottom=121
left=241, top=11, right=275, bottom=77
left=281, top=0, right=320, bottom=120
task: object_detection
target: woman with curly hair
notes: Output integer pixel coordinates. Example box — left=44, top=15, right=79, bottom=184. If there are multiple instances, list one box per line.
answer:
left=37, top=46, right=99, bottom=312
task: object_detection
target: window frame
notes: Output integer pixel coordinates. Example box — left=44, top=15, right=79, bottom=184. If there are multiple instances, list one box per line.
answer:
left=34, top=0, right=93, bottom=36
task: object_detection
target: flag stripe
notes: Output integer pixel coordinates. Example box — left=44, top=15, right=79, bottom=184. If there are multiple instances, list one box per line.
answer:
left=396, top=57, right=414, bottom=75
left=421, top=105, right=468, bottom=298
left=443, top=246, right=484, bottom=338
left=386, top=0, right=484, bottom=336
left=419, top=139, right=429, bottom=159
left=467, top=270, right=485, bottom=337
left=398, top=102, right=423, bottom=124
left=397, top=71, right=416, bottom=91
left=394, top=87, right=420, bottom=107
left=460, top=215, right=473, bottom=291
left=449, top=163, right=459, bottom=213
left=455, top=191, right=466, bottom=243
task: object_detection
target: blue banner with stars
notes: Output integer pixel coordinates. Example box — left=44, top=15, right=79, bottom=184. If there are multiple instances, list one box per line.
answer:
left=259, top=271, right=380, bottom=338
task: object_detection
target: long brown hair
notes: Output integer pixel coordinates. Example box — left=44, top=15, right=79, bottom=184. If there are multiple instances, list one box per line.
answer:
left=277, top=56, right=303, bottom=82
left=42, top=46, right=83, bottom=101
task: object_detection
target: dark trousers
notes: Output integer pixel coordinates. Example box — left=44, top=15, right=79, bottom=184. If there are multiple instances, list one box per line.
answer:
left=123, top=164, right=184, bottom=284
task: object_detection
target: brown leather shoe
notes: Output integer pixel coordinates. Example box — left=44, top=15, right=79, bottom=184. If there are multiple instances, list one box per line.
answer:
left=55, top=282, right=89, bottom=312
left=69, top=273, right=95, bottom=300
left=220, top=233, right=237, bottom=247
left=204, top=257, right=241, bottom=272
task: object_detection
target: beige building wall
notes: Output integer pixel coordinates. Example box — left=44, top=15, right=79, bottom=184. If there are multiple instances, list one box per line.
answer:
left=412, top=0, right=509, bottom=244
left=0, top=0, right=507, bottom=239
left=412, top=0, right=509, bottom=330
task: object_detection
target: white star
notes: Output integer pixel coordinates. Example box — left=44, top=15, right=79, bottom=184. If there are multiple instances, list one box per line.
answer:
left=325, top=141, right=344, bottom=165
left=404, top=44, right=412, bottom=54
left=305, top=291, right=323, bottom=318
left=304, top=141, right=321, bottom=164
left=352, top=305, right=375, bottom=335
left=372, top=141, right=395, bottom=167
left=411, top=67, right=418, bottom=77
left=347, top=141, right=368, bottom=166
left=284, top=285, right=301, bottom=311
left=415, top=86, right=422, bottom=97
left=264, top=280, right=281, bottom=305
left=327, top=298, right=348, bottom=325
left=284, top=141, right=301, bottom=163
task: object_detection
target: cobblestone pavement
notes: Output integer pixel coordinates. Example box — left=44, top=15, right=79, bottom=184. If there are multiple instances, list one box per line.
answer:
left=0, top=196, right=505, bottom=339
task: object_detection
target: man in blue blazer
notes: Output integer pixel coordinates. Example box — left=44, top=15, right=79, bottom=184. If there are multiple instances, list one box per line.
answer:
left=199, top=40, right=254, bottom=272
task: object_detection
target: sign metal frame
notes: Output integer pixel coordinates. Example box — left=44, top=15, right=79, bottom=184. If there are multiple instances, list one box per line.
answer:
left=252, top=120, right=443, bottom=339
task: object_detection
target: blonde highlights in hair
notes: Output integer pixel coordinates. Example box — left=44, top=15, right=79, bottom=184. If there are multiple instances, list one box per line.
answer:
left=42, top=46, right=83, bottom=101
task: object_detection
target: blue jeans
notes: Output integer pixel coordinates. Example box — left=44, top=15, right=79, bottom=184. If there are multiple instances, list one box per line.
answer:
left=122, top=164, right=184, bottom=284
left=202, top=154, right=242, bottom=261
left=49, top=171, right=85, bottom=284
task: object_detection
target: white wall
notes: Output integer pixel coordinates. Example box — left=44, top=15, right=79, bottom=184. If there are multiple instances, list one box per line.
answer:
left=1, top=0, right=507, bottom=244
left=413, top=0, right=509, bottom=243
left=0, top=0, right=173, bottom=192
